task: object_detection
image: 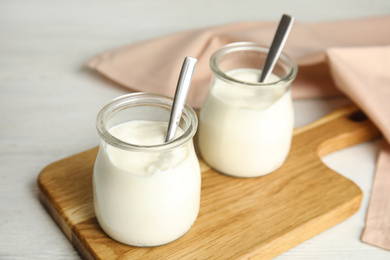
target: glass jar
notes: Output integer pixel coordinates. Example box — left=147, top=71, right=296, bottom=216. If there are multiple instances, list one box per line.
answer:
left=198, top=42, right=298, bottom=178
left=93, top=93, right=201, bottom=247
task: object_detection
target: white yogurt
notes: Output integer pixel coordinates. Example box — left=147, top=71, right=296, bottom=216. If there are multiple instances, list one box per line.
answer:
left=198, top=68, right=294, bottom=177
left=93, top=120, right=201, bottom=246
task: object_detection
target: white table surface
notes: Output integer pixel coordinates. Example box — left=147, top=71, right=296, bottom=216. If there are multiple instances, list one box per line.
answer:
left=1, top=0, right=390, bottom=259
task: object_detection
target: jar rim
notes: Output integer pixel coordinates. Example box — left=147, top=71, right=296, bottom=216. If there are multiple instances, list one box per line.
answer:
left=96, top=92, right=198, bottom=152
left=210, top=41, right=298, bottom=89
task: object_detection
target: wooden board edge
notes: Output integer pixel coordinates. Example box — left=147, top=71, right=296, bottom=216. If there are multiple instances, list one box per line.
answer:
left=239, top=186, right=363, bottom=260
left=72, top=231, right=97, bottom=260
left=293, top=105, right=359, bottom=136
left=39, top=189, right=98, bottom=260
left=38, top=189, right=73, bottom=242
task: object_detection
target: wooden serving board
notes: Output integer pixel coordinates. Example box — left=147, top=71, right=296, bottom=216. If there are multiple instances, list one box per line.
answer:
left=38, top=105, right=380, bottom=260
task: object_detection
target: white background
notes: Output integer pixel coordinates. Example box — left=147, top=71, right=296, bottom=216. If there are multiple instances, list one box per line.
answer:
left=1, top=0, right=390, bottom=259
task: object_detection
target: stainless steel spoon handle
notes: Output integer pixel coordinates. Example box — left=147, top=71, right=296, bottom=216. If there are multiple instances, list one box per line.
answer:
left=165, top=57, right=197, bottom=142
left=259, top=14, right=294, bottom=83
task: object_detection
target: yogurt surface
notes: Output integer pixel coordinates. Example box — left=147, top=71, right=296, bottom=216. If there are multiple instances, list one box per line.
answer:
left=93, top=120, right=201, bottom=246
left=198, top=68, right=294, bottom=177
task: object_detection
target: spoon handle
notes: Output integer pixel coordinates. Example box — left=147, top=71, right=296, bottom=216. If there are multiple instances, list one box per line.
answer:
left=259, top=14, right=294, bottom=83
left=165, top=57, right=197, bottom=142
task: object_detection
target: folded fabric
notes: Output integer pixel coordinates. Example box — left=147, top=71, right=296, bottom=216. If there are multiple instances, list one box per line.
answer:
left=326, top=45, right=390, bottom=250
left=88, top=16, right=390, bottom=109
left=87, top=16, right=390, bottom=250
left=361, top=141, right=390, bottom=250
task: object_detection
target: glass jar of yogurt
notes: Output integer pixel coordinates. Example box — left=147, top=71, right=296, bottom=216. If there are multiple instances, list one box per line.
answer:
left=198, top=42, right=298, bottom=178
left=93, top=93, right=201, bottom=247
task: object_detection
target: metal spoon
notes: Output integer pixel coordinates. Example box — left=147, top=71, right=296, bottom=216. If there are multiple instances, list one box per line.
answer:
left=165, top=57, right=197, bottom=142
left=259, top=14, right=294, bottom=83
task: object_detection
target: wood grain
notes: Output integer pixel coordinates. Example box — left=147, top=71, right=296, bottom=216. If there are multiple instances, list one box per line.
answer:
left=38, top=105, right=380, bottom=260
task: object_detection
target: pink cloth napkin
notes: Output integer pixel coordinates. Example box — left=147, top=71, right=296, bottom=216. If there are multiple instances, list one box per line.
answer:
left=88, top=16, right=390, bottom=250
left=327, top=45, right=390, bottom=249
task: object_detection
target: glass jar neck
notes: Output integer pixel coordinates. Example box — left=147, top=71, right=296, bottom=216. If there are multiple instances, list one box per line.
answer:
left=96, top=93, right=198, bottom=152
left=210, top=42, right=298, bottom=91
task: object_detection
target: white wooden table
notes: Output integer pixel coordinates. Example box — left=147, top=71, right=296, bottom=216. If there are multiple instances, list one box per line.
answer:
left=1, top=0, right=390, bottom=259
